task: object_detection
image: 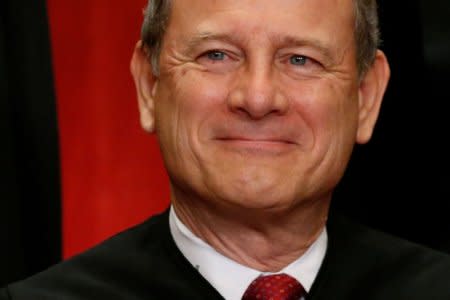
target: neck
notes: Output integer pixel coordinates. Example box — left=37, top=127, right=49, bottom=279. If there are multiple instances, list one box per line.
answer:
left=172, top=194, right=330, bottom=272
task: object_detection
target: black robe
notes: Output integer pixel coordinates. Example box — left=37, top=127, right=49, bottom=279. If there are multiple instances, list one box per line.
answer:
left=2, top=210, right=450, bottom=299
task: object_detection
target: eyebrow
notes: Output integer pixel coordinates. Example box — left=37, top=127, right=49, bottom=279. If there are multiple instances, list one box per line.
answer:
left=275, top=35, right=335, bottom=63
left=183, top=32, right=240, bottom=53
left=183, top=32, right=336, bottom=63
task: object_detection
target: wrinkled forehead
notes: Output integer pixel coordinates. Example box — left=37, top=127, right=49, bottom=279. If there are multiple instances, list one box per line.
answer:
left=168, top=0, right=356, bottom=22
left=167, top=0, right=355, bottom=34
left=164, top=0, right=356, bottom=55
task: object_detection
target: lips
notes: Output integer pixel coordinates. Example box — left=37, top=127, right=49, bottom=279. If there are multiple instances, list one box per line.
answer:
left=216, top=136, right=296, bottom=145
left=213, top=134, right=298, bottom=155
left=209, top=119, right=301, bottom=154
left=213, top=127, right=299, bottom=146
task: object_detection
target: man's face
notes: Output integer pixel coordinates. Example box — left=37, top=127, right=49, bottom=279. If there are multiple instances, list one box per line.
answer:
left=144, top=0, right=379, bottom=212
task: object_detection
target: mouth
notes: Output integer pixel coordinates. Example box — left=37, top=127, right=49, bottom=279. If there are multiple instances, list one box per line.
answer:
left=215, top=137, right=297, bottom=154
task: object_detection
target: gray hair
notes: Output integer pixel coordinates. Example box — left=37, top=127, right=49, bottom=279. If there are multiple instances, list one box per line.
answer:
left=141, top=0, right=380, bottom=76
left=354, top=0, right=380, bottom=76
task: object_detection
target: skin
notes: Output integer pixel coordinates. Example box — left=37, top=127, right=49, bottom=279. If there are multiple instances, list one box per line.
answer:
left=131, top=0, right=390, bottom=271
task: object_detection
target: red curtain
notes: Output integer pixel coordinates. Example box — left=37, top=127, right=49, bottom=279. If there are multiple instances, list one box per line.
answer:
left=46, top=0, right=170, bottom=258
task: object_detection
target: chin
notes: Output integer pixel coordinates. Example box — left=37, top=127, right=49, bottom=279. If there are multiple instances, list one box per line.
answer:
left=216, top=185, right=297, bottom=211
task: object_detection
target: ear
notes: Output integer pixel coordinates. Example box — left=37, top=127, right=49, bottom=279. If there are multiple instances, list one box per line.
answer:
left=130, top=41, right=158, bottom=133
left=356, top=50, right=390, bottom=144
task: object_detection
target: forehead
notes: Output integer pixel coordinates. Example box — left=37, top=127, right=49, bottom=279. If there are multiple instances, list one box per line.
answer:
left=166, top=0, right=355, bottom=52
left=169, top=0, right=354, bottom=15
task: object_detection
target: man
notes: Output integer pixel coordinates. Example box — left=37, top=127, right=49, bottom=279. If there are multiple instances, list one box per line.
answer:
left=2, top=0, right=450, bottom=299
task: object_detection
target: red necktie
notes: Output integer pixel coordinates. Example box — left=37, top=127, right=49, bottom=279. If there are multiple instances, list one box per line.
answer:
left=242, top=273, right=306, bottom=300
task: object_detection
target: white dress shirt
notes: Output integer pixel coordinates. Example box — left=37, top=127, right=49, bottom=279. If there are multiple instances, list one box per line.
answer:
left=169, top=207, right=328, bottom=300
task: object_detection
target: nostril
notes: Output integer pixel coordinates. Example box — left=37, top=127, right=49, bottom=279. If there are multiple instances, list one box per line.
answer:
left=228, top=89, right=288, bottom=120
left=226, top=69, right=289, bottom=119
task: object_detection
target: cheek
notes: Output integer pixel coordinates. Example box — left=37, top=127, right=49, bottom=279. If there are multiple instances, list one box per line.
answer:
left=287, top=78, right=359, bottom=153
left=172, top=73, right=231, bottom=148
left=283, top=79, right=359, bottom=194
left=155, top=71, right=230, bottom=159
left=176, top=72, right=230, bottom=119
left=154, top=70, right=235, bottom=199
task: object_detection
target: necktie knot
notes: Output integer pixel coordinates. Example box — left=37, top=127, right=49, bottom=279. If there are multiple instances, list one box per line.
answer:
left=242, top=273, right=306, bottom=300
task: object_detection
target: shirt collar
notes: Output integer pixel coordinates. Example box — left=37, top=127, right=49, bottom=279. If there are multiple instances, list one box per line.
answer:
left=169, top=206, right=327, bottom=300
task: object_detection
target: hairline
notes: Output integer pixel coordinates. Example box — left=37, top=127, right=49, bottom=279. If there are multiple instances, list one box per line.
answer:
left=141, top=0, right=379, bottom=77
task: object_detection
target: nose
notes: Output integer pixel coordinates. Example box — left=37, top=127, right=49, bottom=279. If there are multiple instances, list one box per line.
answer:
left=227, top=65, right=289, bottom=120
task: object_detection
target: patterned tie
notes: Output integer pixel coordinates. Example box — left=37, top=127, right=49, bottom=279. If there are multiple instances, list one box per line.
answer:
left=242, top=273, right=306, bottom=300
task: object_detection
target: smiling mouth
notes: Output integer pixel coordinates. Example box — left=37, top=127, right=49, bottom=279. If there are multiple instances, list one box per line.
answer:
left=215, top=137, right=297, bottom=153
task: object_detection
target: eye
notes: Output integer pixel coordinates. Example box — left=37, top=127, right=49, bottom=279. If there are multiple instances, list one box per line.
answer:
left=282, top=53, right=324, bottom=77
left=196, top=48, right=240, bottom=73
left=206, top=50, right=226, bottom=61
left=289, top=55, right=308, bottom=66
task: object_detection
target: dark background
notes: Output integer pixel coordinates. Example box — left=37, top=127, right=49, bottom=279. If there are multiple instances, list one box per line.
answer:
left=334, top=0, right=450, bottom=253
left=1, top=0, right=449, bottom=286
left=1, top=0, right=61, bottom=286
